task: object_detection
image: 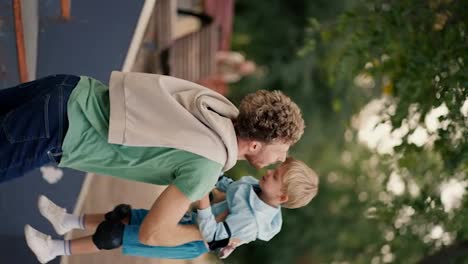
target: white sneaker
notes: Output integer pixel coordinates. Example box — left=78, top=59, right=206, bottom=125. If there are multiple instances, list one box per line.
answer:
left=38, top=195, right=69, bottom=235
left=24, top=225, right=57, bottom=264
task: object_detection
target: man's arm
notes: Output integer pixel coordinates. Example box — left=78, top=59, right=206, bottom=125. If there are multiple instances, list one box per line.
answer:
left=138, top=185, right=203, bottom=246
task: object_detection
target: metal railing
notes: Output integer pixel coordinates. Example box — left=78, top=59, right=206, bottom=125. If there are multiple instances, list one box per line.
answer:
left=12, top=0, right=71, bottom=82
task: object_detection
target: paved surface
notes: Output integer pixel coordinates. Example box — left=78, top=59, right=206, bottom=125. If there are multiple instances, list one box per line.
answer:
left=0, top=1, right=144, bottom=263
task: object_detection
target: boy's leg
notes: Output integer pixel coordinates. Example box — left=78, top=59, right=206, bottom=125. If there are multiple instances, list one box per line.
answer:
left=38, top=195, right=85, bottom=235
left=25, top=225, right=101, bottom=264
left=104, top=204, right=132, bottom=223
left=25, top=225, right=73, bottom=263
left=92, top=219, right=125, bottom=250
left=39, top=195, right=131, bottom=234
left=83, top=214, right=106, bottom=230
left=71, top=236, right=100, bottom=254
left=85, top=204, right=131, bottom=229
left=0, top=75, right=80, bottom=183
left=26, top=219, right=128, bottom=263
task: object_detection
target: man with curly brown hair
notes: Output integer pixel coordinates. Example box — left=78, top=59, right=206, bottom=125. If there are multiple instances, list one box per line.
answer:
left=0, top=72, right=304, bottom=247
left=234, top=90, right=304, bottom=169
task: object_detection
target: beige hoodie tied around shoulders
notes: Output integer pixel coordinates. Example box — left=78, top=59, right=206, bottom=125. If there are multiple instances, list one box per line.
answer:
left=107, top=71, right=239, bottom=172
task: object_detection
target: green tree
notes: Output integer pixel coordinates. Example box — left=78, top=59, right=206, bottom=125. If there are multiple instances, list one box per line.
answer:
left=226, top=0, right=468, bottom=263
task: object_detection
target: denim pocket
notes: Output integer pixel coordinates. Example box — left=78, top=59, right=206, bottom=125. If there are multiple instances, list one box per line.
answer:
left=2, top=93, right=51, bottom=143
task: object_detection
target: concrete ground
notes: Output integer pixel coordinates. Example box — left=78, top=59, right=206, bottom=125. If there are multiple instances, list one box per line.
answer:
left=0, top=1, right=143, bottom=263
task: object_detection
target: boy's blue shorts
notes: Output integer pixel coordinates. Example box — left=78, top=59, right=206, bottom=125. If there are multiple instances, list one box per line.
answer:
left=121, top=209, right=209, bottom=259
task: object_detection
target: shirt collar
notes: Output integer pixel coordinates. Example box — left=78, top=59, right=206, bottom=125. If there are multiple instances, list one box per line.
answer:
left=249, top=185, right=281, bottom=215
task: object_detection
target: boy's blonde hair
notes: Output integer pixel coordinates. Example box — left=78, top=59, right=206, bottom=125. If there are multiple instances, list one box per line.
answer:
left=280, top=157, right=319, bottom=209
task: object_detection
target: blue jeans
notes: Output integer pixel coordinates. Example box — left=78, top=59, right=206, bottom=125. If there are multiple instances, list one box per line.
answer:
left=0, top=74, right=80, bottom=183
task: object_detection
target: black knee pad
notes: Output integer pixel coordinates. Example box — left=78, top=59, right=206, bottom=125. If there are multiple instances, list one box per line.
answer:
left=92, top=220, right=124, bottom=250
left=105, top=204, right=131, bottom=222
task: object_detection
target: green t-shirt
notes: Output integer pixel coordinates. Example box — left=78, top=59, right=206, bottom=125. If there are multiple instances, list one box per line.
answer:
left=59, top=77, right=223, bottom=201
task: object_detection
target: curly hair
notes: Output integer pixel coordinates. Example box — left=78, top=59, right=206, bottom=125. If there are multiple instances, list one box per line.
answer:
left=234, top=90, right=305, bottom=144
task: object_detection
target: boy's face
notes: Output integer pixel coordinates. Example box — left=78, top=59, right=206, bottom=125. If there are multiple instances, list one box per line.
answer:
left=258, top=165, right=287, bottom=204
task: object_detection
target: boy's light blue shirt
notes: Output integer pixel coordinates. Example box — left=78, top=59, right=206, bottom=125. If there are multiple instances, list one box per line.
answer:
left=197, top=176, right=283, bottom=247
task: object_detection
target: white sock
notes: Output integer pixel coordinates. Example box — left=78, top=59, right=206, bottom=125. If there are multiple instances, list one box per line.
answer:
left=24, top=225, right=71, bottom=264
left=50, top=239, right=71, bottom=256
left=62, top=213, right=85, bottom=230
left=38, top=195, right=85, bottom=235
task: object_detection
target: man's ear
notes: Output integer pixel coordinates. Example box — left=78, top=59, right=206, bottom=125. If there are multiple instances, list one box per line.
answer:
left=248, top=140, right=262, bottom=153
left=279, top=194, right=289, bottom=204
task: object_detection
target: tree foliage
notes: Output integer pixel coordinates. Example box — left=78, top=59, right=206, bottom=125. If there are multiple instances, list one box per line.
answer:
left=226, top=0, right=467, bottom=263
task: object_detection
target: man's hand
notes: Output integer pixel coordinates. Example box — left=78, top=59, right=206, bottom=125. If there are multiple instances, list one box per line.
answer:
left=211, top=188, right=226, bottom=203
left=138, top=185, right=203, bottom=246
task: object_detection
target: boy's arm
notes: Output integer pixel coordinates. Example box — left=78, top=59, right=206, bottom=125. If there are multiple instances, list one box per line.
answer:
left=219, top=239, right=241, bottom=259
left=138, top=185, right=203, bottom=246
left=197, top=194, right=254, bottom=250
left=197, top=195, right=231, bottom=249
left=215, top=175, right=234, bottom=192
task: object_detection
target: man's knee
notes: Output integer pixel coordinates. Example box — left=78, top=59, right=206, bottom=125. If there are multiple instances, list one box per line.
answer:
left=92, top=220, right=124, bottom=250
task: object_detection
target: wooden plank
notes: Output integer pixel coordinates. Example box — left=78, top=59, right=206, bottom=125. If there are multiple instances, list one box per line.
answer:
left=168, top=22, right=218, bottom=82
left=155, top=0, right=176, bottom=51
